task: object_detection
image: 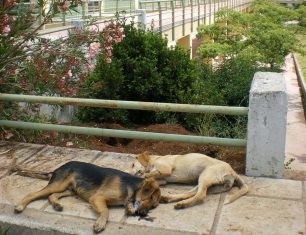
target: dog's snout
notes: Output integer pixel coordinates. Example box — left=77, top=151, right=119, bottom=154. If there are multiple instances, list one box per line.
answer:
left=137, top=208, right=148, bottom=216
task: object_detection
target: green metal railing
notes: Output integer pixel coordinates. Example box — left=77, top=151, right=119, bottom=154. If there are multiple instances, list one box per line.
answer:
left=0, top=93, right=248, bottom=147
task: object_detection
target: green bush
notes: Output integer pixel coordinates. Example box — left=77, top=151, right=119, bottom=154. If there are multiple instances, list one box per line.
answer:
left=78, top=24, right=198, bottom=124
left=182, top=53, right=268, bottom=138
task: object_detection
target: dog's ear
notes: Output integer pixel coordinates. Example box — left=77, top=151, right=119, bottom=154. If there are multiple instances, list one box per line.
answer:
left=139, top=177, right=159, bottom=196
left=137, top=151, right=150, bottom=167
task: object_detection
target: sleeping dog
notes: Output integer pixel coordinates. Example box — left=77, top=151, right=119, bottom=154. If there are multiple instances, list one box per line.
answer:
left=131, top=152, right=248, bottom=209
left=14, top=161, right=161, bottom=233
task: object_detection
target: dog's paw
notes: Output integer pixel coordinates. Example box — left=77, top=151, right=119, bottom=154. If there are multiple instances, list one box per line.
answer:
left=14, top=204, right=25, bottom=213
left=93, top=217, right=107, bottom=233
left=224, top=198, right=231, bottom=205
left=174, top=202, right=186, bottom=209
left=125, top=207, right=136, bottom=216
left=53, top=203, right=63, bottom=211
left=160, top=195, right=171, bottom=203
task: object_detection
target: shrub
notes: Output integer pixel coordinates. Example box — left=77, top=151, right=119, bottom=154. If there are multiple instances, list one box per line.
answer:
left=78, top=24, right=198, bottom=124
left=182, top=53, right=267, bottom=138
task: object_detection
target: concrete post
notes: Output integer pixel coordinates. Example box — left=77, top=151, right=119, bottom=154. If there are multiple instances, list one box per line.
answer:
left=246, top=72, right=288, bottom=178
left=136, top=9, right=147, bottom=30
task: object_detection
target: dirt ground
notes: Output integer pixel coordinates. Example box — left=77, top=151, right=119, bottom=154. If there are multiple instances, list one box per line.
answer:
left=1, top=123, right=246, bottom=174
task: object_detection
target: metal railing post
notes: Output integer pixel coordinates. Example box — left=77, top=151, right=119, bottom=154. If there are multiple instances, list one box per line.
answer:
left=209, top=0, right=211, bottom=24
left=204, top=0, right=206, bottom=24
left=171, top=0, right=175, bottom=41
left=191, top=0, right=193, bottom=32
left=158, top=1, right=162, bottom=35
left=62, top=11, right=66, bottom=26
left=182, top=0, right=185, bottom=35
left=213, top=0, right=216, bottom=23
left=197, top=0, right=200, bottom=27
left=98, top=0, right=102, bottom=17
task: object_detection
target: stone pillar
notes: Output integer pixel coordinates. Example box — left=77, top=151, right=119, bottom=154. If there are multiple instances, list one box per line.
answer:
left=246, top=72, right=288, bottom=178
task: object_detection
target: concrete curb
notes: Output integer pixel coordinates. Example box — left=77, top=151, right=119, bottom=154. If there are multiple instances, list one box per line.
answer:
left=293, top=53, right=306, bottom=119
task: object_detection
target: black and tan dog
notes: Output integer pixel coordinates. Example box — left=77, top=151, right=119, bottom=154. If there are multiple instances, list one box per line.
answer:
left=14, top=161, right=161, bottom=233
left=131, top=152, right=248, bottom=209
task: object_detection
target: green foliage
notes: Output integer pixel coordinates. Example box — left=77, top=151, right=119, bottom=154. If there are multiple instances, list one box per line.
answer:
left=197, top=0, right=303, bottom=68
left=182, top=53, right=262, bottom=137
left=0, top=226, right=10, bottom=235
left=296, top=6, right=306, bottom=28
left=78, top=24, right=198, bottom=124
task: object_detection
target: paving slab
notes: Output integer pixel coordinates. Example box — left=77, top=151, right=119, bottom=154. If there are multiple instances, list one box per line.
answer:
left=0, top=175, right=48, bottom=210
left=0, top=141, right=45, bottom=178
left=20, top=145, right=100, bottom=172
left=92, top=152, right=136, bottom=173
left=283, top=55, right=306, bottom=175
left=215, top=196, right=305, bottom=235
left=242, top=176, right=302, bottom=200
left=44, top=196, right=125, bottom=223
left=0, top=203, right=189, bottom=235
left=126, top=193, right=220, bottom=234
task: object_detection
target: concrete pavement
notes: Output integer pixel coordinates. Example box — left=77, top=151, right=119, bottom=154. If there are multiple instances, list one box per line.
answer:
left=283, top=54, right=306, bottom=180
left=0, top=141, right=305, bottom=235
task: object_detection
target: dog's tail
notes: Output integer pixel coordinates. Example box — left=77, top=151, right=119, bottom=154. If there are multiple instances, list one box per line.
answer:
left=13, top=166, right=52, bottom=180
left=224, top=174, right=248, bottom=204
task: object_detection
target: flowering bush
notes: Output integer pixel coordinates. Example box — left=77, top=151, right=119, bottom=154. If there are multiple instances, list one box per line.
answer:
left=0, top=0, right=125, bottom=96
left=0, top=0, right=125, bottom=140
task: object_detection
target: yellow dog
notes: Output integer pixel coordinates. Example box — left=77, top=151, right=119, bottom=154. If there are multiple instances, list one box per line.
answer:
left=131, top=152, right=248, bottom=209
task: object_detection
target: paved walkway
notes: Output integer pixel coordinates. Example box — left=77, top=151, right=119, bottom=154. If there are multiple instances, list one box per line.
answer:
left=0, top=141, right=305, bottom=235
left=283, top=54, right=306, bottom=180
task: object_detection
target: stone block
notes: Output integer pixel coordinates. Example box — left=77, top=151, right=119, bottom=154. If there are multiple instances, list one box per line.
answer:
left=216, top=196, right=305, bottom=235
left=21, top=146, right=100, bottom=172
left=0, top=175, right=48, bottom=210
left=246, top=72, right=287, bottom=178
left=0, top=141, right=45, bottom=170
left=92, top=152, right=136, bottom=173
left=243, top=176, right=302, bottom=199
left=126, top=194, right=220, bottom=234
left=44, top=196, right=125, bottom=223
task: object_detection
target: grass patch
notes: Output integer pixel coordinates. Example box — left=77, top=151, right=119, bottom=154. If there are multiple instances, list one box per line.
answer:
left=296, top=34, right=306, bottom=82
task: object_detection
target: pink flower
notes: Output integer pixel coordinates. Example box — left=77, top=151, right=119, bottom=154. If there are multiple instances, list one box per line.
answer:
left=66, top=70, right=72, bottom=78
left=90, top=42, right=100, bottom=52
left=86, top=63, right=94, bottom=71
left=57, top=0, right=70, bottom=12
left=2, top=25, right=10, bottom=33
left=114, top=35, right=122, bottom=43
left=4, top=132, right=13, bottom=140
left=106, top=57, right=112, bottom=64
left=106, top=48, right=112, bottom=56
left=66, top=141, right=74, bottom=147
left=4, top=0, right=16, bottom=7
